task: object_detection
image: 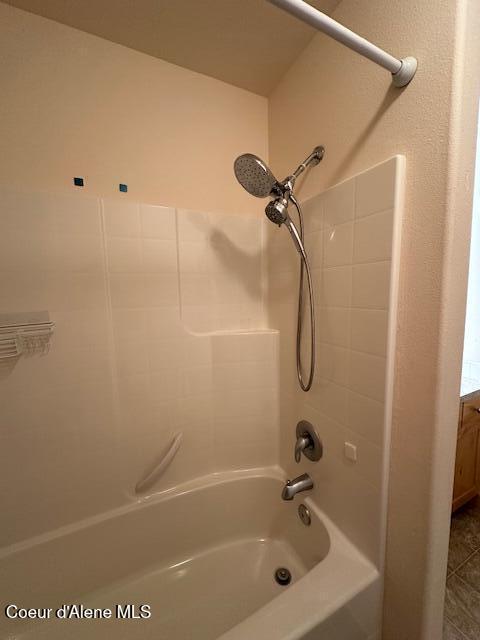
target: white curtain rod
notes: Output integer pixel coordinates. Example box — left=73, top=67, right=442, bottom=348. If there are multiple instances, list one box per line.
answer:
left=266, top=0, right=417, bottom=87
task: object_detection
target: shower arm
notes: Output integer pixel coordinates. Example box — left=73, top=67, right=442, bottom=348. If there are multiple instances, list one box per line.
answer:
left=266, top=0, right=417, bottom=87
left=278, top=146, right=325, bottom=195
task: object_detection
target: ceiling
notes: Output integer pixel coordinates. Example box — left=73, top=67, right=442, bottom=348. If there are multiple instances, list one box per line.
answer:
left=3, top=0, right=341, bottom=95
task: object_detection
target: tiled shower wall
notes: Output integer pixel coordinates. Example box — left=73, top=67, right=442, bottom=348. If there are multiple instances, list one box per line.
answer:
left=0, top=188, right=278, bottom=547
left=268, top=157, right=402, bottom=566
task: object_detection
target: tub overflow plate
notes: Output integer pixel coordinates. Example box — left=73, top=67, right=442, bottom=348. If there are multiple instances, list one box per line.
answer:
left=298, top=503, right=311, bottom=526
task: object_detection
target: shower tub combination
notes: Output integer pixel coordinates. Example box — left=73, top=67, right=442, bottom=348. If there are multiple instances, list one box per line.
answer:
left=1, top=468, right=380, bottom=640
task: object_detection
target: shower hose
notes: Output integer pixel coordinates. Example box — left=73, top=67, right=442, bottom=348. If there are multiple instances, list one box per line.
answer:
left=290, top=194, right=315, bottom=392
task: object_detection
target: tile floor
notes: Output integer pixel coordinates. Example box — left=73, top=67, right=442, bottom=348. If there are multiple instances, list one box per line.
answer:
left=444, top=497, right=480, bottom=639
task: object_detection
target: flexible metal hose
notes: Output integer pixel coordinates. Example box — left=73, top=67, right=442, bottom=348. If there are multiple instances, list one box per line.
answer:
left=290, top=194, right=315, bottom=392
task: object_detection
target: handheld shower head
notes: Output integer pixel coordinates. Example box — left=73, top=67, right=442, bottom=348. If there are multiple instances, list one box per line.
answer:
left=266, top=197, right=306, bottom=259
left=265, top=197, right=289, bottom=225
left=234, top=153, right=278, bottom=198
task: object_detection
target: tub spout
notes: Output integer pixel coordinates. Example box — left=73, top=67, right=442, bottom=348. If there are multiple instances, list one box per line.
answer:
left=281, top=473, right=313, bottom=501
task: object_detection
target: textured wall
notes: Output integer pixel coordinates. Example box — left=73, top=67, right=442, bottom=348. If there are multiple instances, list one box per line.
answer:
left=0, top=3, right=267, bottom=216
left=268, top=1, right=480, bottom=638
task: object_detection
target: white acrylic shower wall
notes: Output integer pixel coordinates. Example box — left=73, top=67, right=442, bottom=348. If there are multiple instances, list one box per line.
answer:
left=0, top=188, right=278, bottom=547
left=268, top=156, right=403, bottom=567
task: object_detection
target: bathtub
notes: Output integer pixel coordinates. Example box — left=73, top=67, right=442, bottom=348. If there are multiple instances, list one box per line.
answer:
left=0, top=468, right=380, bottom=640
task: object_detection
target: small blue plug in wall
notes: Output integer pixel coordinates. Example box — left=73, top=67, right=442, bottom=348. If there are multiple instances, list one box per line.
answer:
left=119, top=184, right=128, bottom=193
left=73, top=177, right=84, bottom=187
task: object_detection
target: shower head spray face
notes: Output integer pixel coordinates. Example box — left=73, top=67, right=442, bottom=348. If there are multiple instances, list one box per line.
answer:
left=234, top=153, right=278, bottom=198
left=265, top=198, right=289, bottom=225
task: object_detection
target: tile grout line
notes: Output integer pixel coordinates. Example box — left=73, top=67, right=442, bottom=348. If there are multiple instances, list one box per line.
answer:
left=449, top=548, right=478, bottom=577
left=444, top=614, right=470, bottom=640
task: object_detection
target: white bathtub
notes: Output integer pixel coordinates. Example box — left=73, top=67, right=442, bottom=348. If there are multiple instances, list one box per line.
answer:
left=0, top=468, right=380, bottom=640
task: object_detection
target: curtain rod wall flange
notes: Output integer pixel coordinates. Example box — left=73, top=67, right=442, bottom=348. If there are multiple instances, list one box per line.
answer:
left=391, top=57, right=418, bottom=88
left=266, top=0, right=418, bottom=87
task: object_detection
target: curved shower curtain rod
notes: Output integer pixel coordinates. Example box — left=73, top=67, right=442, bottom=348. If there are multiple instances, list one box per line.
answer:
left=266, top=0, right=417, bottom=87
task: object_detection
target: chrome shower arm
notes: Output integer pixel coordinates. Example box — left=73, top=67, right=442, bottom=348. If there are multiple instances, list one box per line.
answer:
left=292, top=145, right=325, bottom=179
left=280, top=146, right=325, bottom=192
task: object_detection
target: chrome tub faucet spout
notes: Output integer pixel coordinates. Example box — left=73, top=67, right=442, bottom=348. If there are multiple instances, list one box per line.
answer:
left=281, top=473, right=314, bottom=501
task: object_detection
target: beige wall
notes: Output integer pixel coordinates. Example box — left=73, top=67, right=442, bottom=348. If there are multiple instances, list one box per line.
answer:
left=0, top=2, right=267, bottom=215
left=269, top=0, right=480, bottom=638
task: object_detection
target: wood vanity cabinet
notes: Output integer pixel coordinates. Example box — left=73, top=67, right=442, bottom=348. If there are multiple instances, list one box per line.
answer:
left=452, top=396, right=480, bottom=512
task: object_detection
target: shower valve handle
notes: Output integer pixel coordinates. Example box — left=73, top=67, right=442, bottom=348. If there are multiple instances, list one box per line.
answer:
left=295, top=434, right=313, bottom=463
left=294, top=421, right=323, bottom=463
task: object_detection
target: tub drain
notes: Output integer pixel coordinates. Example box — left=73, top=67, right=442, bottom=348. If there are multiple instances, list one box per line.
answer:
left=274, top=567, right=292, bottom=586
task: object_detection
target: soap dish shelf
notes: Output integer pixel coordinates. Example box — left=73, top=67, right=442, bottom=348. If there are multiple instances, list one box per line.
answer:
left=0, top=317, right=55, bottom=359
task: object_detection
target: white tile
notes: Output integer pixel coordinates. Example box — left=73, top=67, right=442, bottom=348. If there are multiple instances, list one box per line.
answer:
left=212, top=360, right=276, bottom=392
left=0, top=229, right=50, bottom=272
left=109, top=273, right=146, bottom=308
left=149, top=339, right=184, bottom=372
left=349, top=351, right=386, bottom=402
left=324, top=220, right=354, bottom=267
left=268, top=269, right=298, bottom=304
left=50, top=193, right=103, bottom=236
left=177, top=209, right=210, bottom=243
left=213, top=388, right=277, bottom=420
left=44, top=272, right=107, bottom=312
left=181, top=274, right=213, bottom=306
left=308, top=377, right=349, bottom=425
left=302, top=192, right=324, bottom=232
left=267, top=237, right=298, bottom=273
left=0, top=189, right=101, bottom=236
left=235, top=332, right=277, bottom=362
left=317, top=343, right=350, bottom=386
left=172, top=393, right=213, bottom=428
left=143, top=274, right=179, bottom=307
left=350, top=308, right=388, bottom=356
left=140, top=204, right=176, bottom=241
left=214, top=413, right=277, bottom=470
left=318, top=307, right=351, bottom=348
left=103, top=199, right=140, bottom=237
left=303, top=404, right=382, bottom=488
left=114, top=340, right=150, bottom=378
left=51, top=310, right=109, bottom=348
left=211, top=334, right=241, bottom=363
left=323, top=178, right=355, bottom=226
left=355, top=158, right=396, bottom=218
left=142, top=239, right=177, bottom=273
left=352, top=262, right=391, bottom=309
left=106, top=237, right=142, bottom=272
left=112, top=308, right=147, bottom=342
left=147, top=307, right=183, bottom=339
left=306, top=230, right=324, bottom=269
left=346, top=390, right=384, bottom=446
left=179, top=336, right=212, bottom=367
left=51, top=232, right=105, bottom=273
left=181, top=305, right=214, bottom=333
left=178, top=240, right=210, bottom=273
left=353, top=209, right=393, bottom=264
left=182, top=365, right=213, bottom=397
left=318, top=266, right=352, bottom=308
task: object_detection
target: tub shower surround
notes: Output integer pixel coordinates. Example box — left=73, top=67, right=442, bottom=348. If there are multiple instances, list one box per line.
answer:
left=268, top=157, right=403, bottom=610
left=0, top=157, right=402, bottom=640
left=0, top=188, right=278, bottom=547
